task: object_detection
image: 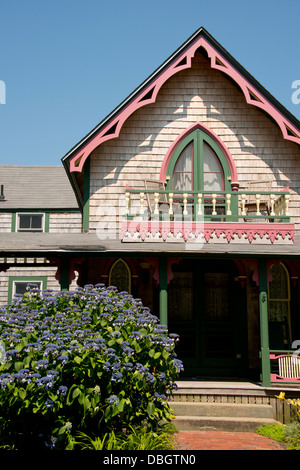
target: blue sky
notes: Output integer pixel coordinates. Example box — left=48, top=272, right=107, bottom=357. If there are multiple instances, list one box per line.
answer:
left=0, top=0, right=300, bottom=166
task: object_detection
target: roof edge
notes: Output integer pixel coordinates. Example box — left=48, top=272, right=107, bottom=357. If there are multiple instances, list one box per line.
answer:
left=62, top=27, right=300, bottom=173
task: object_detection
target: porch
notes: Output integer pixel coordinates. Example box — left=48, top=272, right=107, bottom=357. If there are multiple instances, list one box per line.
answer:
left=1, top=233, right=300, bottom=399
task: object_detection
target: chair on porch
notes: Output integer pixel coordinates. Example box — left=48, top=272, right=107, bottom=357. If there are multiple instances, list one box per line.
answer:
left=244, top=180, right=272, bottom=219
left=144, top=179, right=170, bottom=215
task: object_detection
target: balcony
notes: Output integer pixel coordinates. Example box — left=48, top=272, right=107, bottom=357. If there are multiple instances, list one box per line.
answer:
left=122, top=187, right=294, bottom=244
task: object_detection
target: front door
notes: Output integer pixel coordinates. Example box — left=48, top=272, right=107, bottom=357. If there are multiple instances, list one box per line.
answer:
left=168, top=259, right=248, bottom=378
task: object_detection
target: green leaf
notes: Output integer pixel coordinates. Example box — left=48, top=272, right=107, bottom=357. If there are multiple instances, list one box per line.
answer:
left=90, top=357, right=95, bottom=368
left=72, top=387, right=81, bottom=399
left=58, top=426, right=66, bottom=435
left=83, top=396, right=91, bottom=412
left=18, top=388, right=26, bottom=400
left=14, top=362, right=24, bottom=372
left=162, top=350, right=169, bottom=360
left=117, top=398, right=126, bottom=412
left=147, top=402, right=155, bottom=416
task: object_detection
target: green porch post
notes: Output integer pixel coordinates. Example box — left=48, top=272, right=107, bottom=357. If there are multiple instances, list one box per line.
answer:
left=60, top=256, right=70, bottom=292
left=258, top=258, right=271, bottom=387
left=159, top=257, right=168, bottom=326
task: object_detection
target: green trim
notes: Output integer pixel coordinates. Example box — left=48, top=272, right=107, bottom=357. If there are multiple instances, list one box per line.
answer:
left=11, top=212, right=16, bottom=232
left=3, top=208, right=80, bottom=213
left=44, top=213, right=50, bottom=232
left=258, top=259, right=271, bottom=387
left=159, top=257, right=168, bottom=326
left=8, top=276, right=47, bottom=304
left=82, top=159, right=90, bottom=231
left=166, top=128, right=232, bottom=192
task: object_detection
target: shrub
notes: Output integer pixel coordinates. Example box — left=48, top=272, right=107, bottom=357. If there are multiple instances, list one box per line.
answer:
left=255, top=424, right=285, bottom=442
left=0, top=284, right=182, bottom=450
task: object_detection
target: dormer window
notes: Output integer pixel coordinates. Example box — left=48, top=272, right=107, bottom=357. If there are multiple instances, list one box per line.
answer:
left=16, top=213, right=45, bottom=232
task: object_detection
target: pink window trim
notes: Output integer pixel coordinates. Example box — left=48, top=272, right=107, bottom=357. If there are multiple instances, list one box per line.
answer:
left=69, top=35, right=300, bottom=173
left=159, top=122, right=238, bottom=185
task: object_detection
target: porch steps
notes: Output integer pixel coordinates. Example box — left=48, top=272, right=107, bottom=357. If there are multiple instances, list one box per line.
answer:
left=171, top=402, right=278, bottom=432
left=170, top=381, right=280, bottom=432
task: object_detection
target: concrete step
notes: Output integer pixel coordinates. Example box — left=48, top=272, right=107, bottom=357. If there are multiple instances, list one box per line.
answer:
left=173, top=416, right=279, bottom=433
left=171, top=402, right=275, bottom=419
left=171, top=401, right=279, bottom=432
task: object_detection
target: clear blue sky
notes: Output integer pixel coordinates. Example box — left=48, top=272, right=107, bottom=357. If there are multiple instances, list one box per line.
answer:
left=0, top=0, right=299, bottom=166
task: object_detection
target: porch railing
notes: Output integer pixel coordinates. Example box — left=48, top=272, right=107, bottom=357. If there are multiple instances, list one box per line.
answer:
left=124, top=188, right=290, bottom=223
left=270, top=351, right=300, bottom=383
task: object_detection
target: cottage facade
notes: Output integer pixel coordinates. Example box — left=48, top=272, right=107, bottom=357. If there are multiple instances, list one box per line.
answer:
left=1, top=28, right=300, bottom=386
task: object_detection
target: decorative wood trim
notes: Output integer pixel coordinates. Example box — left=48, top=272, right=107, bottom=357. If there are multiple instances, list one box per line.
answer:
left=68, top=36, right=300, bottom=173
left=122, top=221, right=295, bottom=244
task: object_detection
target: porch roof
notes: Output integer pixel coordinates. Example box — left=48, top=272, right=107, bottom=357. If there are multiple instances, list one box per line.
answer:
left=0, top=231, right=300, bottom=258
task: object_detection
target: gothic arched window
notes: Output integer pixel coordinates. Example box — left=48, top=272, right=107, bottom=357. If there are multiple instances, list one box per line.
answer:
left=108, top=258, right=131, bottom=294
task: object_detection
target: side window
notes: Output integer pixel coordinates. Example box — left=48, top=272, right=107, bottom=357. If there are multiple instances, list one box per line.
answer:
left=16, top=213, right=45, bottom=232
left=108, top=259, right=131, bottom=294
left=8, top=277, right=47, bottom=303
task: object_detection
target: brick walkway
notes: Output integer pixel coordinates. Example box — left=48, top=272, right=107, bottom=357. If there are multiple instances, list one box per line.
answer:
left=175, top=431, right=285, bottom=450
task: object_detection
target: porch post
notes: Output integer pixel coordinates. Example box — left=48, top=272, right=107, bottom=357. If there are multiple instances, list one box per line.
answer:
left=159, top=256, right=168, bottom=326
left=60, top=256, right=70, bottom=292
left=258, top=258, right=271, bottom=387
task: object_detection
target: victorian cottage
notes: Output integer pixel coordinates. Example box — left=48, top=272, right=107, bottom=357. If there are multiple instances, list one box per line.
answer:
left=1, top=28, right=300, bottom=391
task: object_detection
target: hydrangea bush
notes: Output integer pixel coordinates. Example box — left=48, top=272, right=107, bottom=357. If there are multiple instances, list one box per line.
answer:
left=0, top=284, right=183, bottom=450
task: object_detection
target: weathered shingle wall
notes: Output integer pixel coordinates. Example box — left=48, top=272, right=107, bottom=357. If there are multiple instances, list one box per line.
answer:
left=49, top=212, right=82, bottom=233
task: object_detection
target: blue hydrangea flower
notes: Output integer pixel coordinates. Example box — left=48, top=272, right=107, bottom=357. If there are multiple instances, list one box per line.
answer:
left=108, top=395, right=119, bottom=406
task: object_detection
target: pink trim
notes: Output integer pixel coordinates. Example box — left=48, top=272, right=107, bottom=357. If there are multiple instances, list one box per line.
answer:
left=69, top=35, right=300, bottom=173
left=159, top=122, right=238, bottom=183
left=122, top=221, right=295, bottom=243
left=270, top=353, right=300, bottom=382
left=270, top=374, right=300, bottom=383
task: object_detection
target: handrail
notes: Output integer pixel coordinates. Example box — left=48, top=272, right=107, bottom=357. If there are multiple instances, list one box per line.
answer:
left=124, top=187, right=290, bottom=222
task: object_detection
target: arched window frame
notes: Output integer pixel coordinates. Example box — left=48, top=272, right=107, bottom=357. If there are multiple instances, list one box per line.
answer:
left=165, top=128, right=233, bottom=193
left=108, top=258, right=132, bottom=294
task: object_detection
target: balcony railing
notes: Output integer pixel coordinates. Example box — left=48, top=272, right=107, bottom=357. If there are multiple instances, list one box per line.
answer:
left=124, top=188, right=290, bottom=222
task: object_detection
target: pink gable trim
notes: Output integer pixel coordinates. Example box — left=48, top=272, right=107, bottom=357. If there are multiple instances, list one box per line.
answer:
left=159, top=122, right=238, bottom=183
left=69, top=36, right=300, bottom=173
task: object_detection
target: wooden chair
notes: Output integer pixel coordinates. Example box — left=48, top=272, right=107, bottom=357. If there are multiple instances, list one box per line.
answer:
left=144, top=179, right=169, bottom=215
left=245, top=180, right=272, bottom=216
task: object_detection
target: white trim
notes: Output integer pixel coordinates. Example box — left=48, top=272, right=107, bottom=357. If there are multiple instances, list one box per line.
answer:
left=16, top=212, right=45, bottom=232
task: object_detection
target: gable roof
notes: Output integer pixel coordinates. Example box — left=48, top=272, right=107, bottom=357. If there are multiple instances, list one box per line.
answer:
left=62, top=26, right=300, bottom=177
left=0, top=165, right=80, bottom=210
